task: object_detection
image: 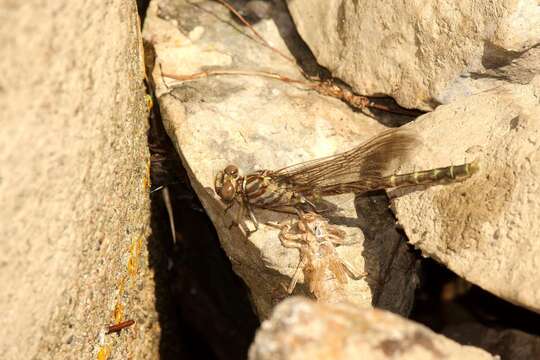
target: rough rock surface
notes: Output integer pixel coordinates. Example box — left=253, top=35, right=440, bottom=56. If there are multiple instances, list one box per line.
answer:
left=391, top=77, right=540, bottom=313
left=144, top=0, right=419, bottom=317
left=0, top=1, right=158, bottom=359
left=249, top=297, right=495, bottom=360
left=444, top=322, right=540, bottom=360
left=287, top=0, right=540, bottom=110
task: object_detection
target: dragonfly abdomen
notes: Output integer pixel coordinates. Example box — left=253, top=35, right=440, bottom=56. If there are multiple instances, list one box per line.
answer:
left=383, top=160, right=479, bottom=189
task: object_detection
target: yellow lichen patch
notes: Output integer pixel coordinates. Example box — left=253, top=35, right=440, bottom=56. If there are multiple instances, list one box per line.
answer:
left=145, top=94, right=153, bottom=112
left=95, top=223, right=148, bottom=360
left=117, top=277, right=126, bottom=298
left=97, top=227, right=147, bottom=355
left=97, top=346, right=111, bottom=360
left=137, top=235, right=144, bottom=255
left=143, top=158, right=151, bottom=190
left=127, top=256, right=138, bottom=277
left=128, top=233, right=145, bottom=278
left=113, top=302, right=124, bottom=324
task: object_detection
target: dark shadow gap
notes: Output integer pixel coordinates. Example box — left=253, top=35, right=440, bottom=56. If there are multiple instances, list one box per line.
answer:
left=411, top=258, right=540, bottom=358
left=354, top=191, right=418, bottom=315
left=411, top=259, right=540, bottom=336
left=137, top=0, right=151, bottom=23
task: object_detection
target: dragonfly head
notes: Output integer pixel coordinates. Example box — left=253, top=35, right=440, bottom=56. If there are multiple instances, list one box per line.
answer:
left=215, top=164, right=240, bottom=203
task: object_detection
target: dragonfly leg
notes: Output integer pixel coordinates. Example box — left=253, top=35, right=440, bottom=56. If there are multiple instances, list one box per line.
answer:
left=293, top=207, right=305, bottom=218
left=224, top=199, right=259, bottom=237
left=246, top=205, right=259, bottom=232
left=341, top=258, right=368, bottom=280
left=265, top=221, right=282, bottom=229
left=228, top=200, right=244, bottom=230
left=288, top=255, right=308, bottom=294
left=302, top=197, right=317, bottom=210
left=242, top=176, right=259, bottom=233
left=224, top=201, right=235, bottom=214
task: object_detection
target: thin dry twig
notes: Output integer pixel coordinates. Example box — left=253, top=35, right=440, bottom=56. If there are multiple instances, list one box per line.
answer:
left=106, top=319, right=135, bottom=334
left=162, top=68, right=420, bottom=116
left=162, top=69, right=308, bottom=86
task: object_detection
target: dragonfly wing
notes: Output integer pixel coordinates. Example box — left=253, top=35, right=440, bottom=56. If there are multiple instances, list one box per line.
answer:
left=270, top=128, right=419, bottom=195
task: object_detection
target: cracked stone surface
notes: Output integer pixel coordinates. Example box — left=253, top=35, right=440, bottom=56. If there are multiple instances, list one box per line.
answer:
left=144, top=0, right=420, bottom=318
left=249, top=297, right=495, bottom=360
left=287, top=0, right=540, bottom=110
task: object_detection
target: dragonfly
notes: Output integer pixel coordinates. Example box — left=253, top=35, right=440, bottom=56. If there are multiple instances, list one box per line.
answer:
left=214, top=128, right=479, bottom=233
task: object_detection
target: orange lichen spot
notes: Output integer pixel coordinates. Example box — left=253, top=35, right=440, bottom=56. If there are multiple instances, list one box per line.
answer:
left=113, top=302, right=124, bottom=324
left=127, top=234, right=144, bottom=277
left=97, top=346, right=111, bottom=360
left=128, top=241, right=139, bottom=276
left=129, top=240, right=136, bottom=257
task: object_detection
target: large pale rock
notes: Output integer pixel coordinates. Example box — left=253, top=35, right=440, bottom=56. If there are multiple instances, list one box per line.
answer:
left=287, top=0, right=540, bottom=110
left=0, top=1, right=158, bottom=359
left=249, top=297, right=495, bottom=360
left=391, top=77, right=540, bottom=312
left=145, top=0, right=418, bottom=317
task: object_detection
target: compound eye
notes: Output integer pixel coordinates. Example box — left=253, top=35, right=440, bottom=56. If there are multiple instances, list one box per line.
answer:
left=219, top=181, right=236, bottom=202
left=224, top=164, right=239, bottom=177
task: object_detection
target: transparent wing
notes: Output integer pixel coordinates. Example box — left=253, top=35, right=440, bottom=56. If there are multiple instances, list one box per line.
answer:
left=269, top=128, right=419, bottom=195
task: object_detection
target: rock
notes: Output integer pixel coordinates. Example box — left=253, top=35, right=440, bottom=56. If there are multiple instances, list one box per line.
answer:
left=443, top=322, right=540, bottom=360
left=249, top=297, right=495, bottom=360
left=0, top=1, right=159, bottom=359
left=390, top=77, right=540, bottom=312
left=287, top=0, right=540, bottom=110
left=144, top=0, right=418, bottom=317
